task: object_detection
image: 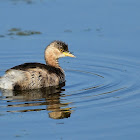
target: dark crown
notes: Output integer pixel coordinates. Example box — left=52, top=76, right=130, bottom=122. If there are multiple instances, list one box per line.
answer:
left=51, top=40, right=68, bottom=52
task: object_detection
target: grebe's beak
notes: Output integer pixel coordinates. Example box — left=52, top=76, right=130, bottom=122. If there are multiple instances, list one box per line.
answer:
left=63, top=52, right=76, bottom=57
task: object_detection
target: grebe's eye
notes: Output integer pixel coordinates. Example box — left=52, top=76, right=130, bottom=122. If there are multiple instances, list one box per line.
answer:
left=60, top=49, right=63, bottom=52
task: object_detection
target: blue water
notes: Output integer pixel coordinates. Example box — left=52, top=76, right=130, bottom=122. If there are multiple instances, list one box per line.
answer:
left=0, top=0, right=140, bottom=139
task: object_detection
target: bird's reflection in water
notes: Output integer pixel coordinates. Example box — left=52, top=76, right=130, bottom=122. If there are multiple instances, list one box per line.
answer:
left=1, top=83, right=73, bottom=119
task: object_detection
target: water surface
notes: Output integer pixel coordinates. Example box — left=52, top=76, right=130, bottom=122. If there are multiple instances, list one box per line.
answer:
left=0, top=0, right=140, bottom=140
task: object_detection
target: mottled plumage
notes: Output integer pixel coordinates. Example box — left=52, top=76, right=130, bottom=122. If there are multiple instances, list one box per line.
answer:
left=0, top=41, right=75, bottom=90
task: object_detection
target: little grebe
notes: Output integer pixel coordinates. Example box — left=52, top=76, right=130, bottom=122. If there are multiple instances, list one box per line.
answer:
left=0, top=41, right=75, bottom=90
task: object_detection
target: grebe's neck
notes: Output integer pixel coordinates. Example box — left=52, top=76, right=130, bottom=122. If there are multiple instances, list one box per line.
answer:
left=45, top=47, right=60, bottom=68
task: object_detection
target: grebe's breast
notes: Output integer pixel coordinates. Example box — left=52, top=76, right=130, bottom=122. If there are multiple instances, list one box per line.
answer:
left=4, top=63, right=65, bottom=90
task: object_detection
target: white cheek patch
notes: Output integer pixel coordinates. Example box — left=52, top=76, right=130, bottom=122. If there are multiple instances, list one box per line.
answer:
left=59, top=53, right=66, bottom=58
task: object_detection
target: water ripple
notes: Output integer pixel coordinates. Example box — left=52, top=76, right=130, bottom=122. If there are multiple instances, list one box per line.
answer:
left=64, top=55, right=140, bottom=110
left=0, top=54, right=140, bottom=119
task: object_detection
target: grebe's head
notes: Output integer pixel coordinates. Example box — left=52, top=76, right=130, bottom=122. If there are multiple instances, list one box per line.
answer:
left=45, top=40, right=75, bottom=59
